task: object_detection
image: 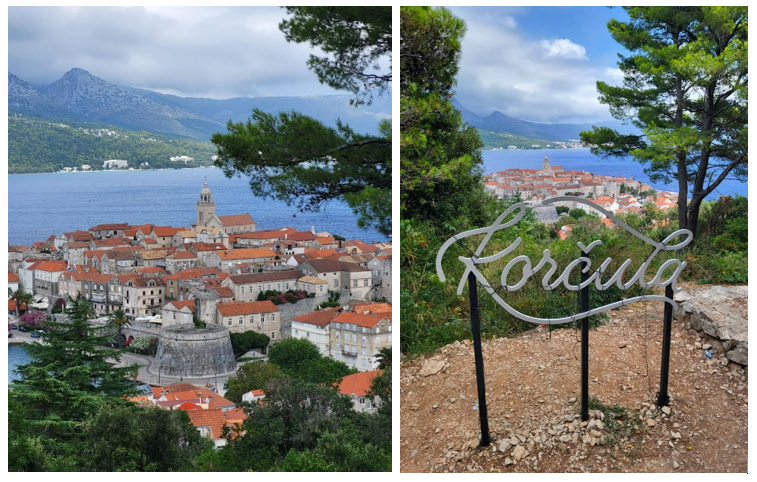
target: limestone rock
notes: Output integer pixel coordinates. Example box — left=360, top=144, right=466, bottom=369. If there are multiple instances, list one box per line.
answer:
left=674, top=286, right=748, bottom=365
left=419, top=358, right=447, bottom=377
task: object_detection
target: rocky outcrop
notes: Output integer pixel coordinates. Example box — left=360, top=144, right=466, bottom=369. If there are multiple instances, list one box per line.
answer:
left=674, top=285, right=747, bottom=365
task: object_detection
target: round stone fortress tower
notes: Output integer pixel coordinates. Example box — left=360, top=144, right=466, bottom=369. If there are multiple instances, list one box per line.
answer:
left=152, top=324, right=237, bottom=378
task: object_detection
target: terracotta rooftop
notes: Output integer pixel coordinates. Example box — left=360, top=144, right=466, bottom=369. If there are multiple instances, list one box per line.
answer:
left=217, top=300, right=279, bottom=317
left=9, top=272, right=19, bottom=283
left=218, top=213, right=255, bottom=226
left=229, top=270, right=302, bottom=285
left=332, top=311, right=388, bottom=328
left=90, top=223, right=129, bottom=231
left=215, top=247, right=276, bottom=261
left=336, top=370, right=380, bottom=397
left=36, top=260, right=68, bottom=272
left=292, top=307, right=341, bottom=327
left=186, top=408, right=247, bottom=440
left=165, top=300, right=195, bottom=312
left=304, top=258, right=370, bottom=273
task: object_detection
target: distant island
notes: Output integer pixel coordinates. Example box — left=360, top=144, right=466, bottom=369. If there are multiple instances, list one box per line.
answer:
left=8, top=115, right=217, bottom=174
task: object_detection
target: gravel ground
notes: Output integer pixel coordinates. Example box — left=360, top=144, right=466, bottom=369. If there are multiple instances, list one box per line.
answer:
left=400, top=305, right=748, bottom=472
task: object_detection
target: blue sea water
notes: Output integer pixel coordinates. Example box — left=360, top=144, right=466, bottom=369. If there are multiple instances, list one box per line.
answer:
left=8, top=344, right=30, bottom=383
left=482, top=148, right=748, bottom=200
left=8, top=168, right=387, bottom=245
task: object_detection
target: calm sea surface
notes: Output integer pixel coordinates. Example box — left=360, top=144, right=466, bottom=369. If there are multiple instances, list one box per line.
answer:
left=482, top=148, right=748, bottom=200
left=8, top=344, right=31, bottom=383
left=8, top=168, right=387, bottom=245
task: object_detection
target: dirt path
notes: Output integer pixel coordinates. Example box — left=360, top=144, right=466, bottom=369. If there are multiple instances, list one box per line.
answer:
left=400, top=305, right=747, bottom=472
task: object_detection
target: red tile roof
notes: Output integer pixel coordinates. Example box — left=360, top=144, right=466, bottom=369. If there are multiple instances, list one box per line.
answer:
left=186, top=408, right=247, bottom=440
left=215, top=248, right=276, bottom=261
left=9, top=272, right=19, bottom=283
left=211, top=286, right=235, bottom=299
left=292, top=307, right=342, bottom=327
left=336, top=370, right=380, bottom=397
left=217, top=300, right=278, bottom=317
left=36, top=260, right=68, bottom=272
left=90, top=223, right=129, bottom=231
left=218, top=214, right=255, bottom=227
left=165, top=300, right=195, bottom=312
left=332, top=311, right=387, bottom=328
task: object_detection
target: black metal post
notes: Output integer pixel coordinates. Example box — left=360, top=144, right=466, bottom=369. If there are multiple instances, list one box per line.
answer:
left=657, top=284, right=674, bottom=407
left=580, top=257, right=590, bottom=421
left=468, top=271, right=490, bottom=447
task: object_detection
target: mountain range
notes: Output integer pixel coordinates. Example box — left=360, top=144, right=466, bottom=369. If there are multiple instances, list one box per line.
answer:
left=452, top=98, right=640, bottom=142
left=8, top=68, right=391, bottom=140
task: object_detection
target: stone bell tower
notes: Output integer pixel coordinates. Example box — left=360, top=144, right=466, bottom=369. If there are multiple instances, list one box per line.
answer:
left=196, top=177, right=216, bottom=227
left=542, top=156, right=553, bottom=176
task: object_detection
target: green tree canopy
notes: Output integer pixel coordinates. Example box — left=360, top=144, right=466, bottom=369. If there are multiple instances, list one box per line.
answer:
left=580, top=6, right=748, bottom=240
left=212, top=6, right=392, bottom=235
left=224, top=361, right=284, bottom=404
left=280, top=6, right=391, bottom=106
left=400, top=7, right=497, bottom=226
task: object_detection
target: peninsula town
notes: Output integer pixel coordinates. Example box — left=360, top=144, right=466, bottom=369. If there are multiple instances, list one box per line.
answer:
left=484, top=156, right=679, bottom=236
left=8, top=180, right=392, bottom=446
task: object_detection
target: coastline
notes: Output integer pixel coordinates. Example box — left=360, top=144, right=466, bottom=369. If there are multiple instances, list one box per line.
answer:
left=9, top=165, right=216, bottom=176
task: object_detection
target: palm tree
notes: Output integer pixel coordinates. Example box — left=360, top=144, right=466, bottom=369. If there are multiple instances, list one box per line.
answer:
left=8, top=289, right=31, bottom=320
left=375, top=346, right=392, bottom=370
left=110, top=308, right=130, bottom=346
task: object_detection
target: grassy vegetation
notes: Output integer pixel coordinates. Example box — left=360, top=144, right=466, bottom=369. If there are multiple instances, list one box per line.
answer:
left=588, top=396, right=641, bottom=446
left=401, top=195, right=748, bottom=356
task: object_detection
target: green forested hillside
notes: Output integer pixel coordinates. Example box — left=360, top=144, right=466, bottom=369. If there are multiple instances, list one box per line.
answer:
left=476, top=129, right=572, bottom=150
left=8, top=116, right=218, bottom=173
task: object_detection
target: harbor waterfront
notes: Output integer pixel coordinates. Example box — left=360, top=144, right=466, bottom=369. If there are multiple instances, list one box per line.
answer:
left=8, top=167, right=387, bottom=246
left=482, top=149, right=748, bottom=200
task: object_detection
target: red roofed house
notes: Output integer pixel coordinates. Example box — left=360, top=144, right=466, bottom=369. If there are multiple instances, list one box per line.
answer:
left=336, top=370, right=382, bottom=413
left=148, top=226, right=186, bottom=247
left=9, top=271, right=19, bottom=292
left=291, top=307, right=342, bottom=356
left=186, top=408, right=247, bottom=447
left=242, top=389, right=266, bottom=404
left=205, top=247, right=277, bottom=273
left=33, top=260, right=68, bottom=296
left=216, top=300, right=280, bottom=341
left=89, top=223, right=130, bottom=239
left=329, top=311, right=392, bottom=371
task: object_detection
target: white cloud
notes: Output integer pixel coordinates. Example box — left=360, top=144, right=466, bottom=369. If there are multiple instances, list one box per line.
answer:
left=8, top=6, right=342, bottom=99
left=453, top=14, right=614, bottom=123
left=604, top=67, right=625, bottom=85
left=502, top=16, right=517, bottom=29
left=539, top=38, right=588, bottom=60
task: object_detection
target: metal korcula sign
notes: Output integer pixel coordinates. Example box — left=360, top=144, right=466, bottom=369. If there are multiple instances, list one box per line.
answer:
left=436, top=196, right=692, bottom=447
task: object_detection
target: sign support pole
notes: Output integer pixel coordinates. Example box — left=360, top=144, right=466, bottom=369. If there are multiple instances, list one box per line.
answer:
left=468, top=271, right=490, bottom=447
left=657, top=284, right=674, bottom=407
left=580, top=256, right=590, bottom=421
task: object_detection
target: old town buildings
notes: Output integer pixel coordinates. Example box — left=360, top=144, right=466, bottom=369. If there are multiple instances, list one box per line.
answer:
left=9, top=180, right=392, bottom=372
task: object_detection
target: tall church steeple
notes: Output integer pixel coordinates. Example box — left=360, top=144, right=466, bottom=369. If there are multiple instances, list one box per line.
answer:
left=196, top=177, right=216, bottom=227
left=542, top=156, right=553, bottom=176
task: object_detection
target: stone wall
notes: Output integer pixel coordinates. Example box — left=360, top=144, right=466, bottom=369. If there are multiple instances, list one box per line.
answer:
left=152, top=323, right=237, bottom=377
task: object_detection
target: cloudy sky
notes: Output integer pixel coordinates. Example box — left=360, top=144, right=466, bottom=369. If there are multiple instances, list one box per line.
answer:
left=8, top=6, right=347, bottom=99
left=449, top=6, right=631, bottom=124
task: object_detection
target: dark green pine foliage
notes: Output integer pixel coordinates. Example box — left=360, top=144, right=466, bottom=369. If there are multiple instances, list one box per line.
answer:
left=280, top=6, right=392, bottom=106
left=9, top=296, right=138, bottom=470
left=400, top=7, right=500, bottom=227
left=212, top=111, right=391, bottom=235
left=580, top=7, right=748, bottom=240
left=212, top=6, right=392, bottom=236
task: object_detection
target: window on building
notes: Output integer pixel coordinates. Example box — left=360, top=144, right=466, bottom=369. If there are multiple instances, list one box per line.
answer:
left=362, top=347, right=367, bottom=356
left=353, top=280, right=358, bottom=288
left=387, top=334, right=391, bottom=342
left=352, top=334, right=356, bottom=342
left=362, top=336, right=367, bottom=343
left=271, top=332, right=275, bottom=339
left=363, top=279, right=369, bottom=287
left=227, top=320, right=232, bottom=326
left=336, top=343, right=341, bottom=351
left=333, top=279, right=338, bottom=288
left=239, top=317, right=243, bottom=325
left=351, top=345, right=356, bottom=354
